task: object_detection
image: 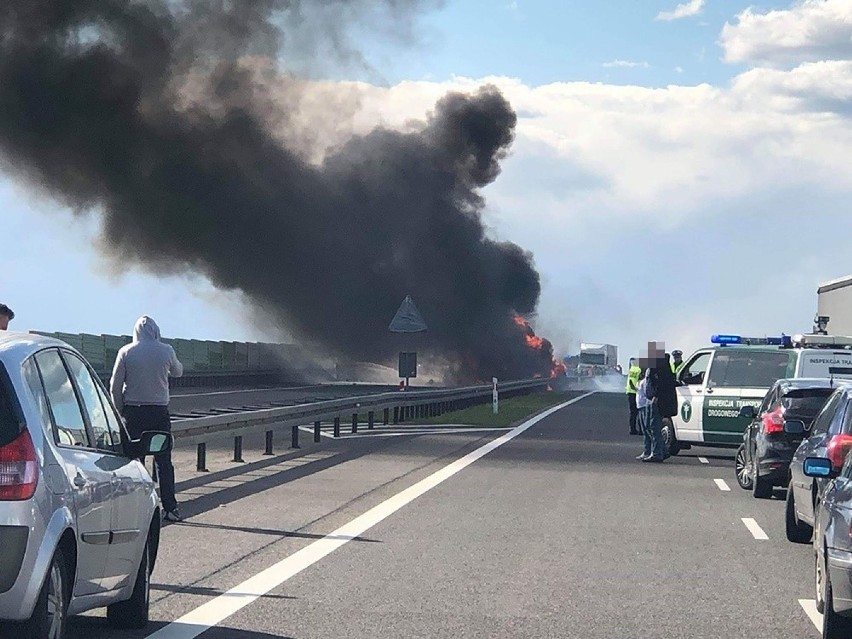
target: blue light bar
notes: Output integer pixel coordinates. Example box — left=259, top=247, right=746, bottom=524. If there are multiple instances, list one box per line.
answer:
left=712, top=334, right=741, bottom=344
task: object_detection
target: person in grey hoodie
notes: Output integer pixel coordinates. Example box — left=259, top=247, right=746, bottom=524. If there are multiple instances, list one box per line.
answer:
left=111, top=316, right=184, bottom=521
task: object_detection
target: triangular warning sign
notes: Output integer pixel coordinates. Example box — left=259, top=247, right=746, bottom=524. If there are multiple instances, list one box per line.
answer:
left=389, top=295, right=428, bottom=333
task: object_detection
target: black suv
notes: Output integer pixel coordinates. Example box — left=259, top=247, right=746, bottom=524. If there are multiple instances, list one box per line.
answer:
left=734, top=378, right=836, bottom=498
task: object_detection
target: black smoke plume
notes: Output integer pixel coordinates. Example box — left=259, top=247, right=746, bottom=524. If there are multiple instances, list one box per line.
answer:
left=0, top=0, right=560, bottom=381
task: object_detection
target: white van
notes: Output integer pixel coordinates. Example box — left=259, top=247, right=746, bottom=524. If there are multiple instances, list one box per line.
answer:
left=662, top=334, right=852, bottom=455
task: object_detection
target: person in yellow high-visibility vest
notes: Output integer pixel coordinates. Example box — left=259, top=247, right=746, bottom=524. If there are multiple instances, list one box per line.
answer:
left=670, top=350, right=684, bottom=375
left=626, top=358, right=643, bottom=435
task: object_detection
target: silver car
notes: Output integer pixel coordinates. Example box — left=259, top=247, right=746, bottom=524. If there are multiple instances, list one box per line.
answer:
left=0, top=332, right=171, bottom=638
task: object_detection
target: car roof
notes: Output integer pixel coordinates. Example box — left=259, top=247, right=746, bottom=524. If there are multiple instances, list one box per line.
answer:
left=0, top=331, right=74, bottom=366
left=774, top=378, right=847, bottom=393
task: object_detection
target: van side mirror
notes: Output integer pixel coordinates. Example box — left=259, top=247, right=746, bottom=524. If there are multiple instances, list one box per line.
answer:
left=738, top=406, right=756, bottom=419
left=784, top=420, right=807, bottom=435
left=803, top=457, right=837, bottom=479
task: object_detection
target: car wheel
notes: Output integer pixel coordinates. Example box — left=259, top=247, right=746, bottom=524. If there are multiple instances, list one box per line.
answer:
left=822, top=571, right=852, bottom=638
left=23, top=546, right=69, bottom=639
left=752, top=463, right=773, bottom=499
left=735, top=445, right=753, bottom=490
left=107, top=538, right=150, bottom=629
left=786, top=484, right=813, bottom=543
left=661, top=418, right=681, bottom=456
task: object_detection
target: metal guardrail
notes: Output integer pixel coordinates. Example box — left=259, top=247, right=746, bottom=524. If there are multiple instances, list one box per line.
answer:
left=170, top=378, right=550, bottom=472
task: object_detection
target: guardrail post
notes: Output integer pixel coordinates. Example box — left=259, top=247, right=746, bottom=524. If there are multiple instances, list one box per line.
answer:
left=383, top=408, right=389, bottom=425
left=196, top=443, right=208, bottom=472
left=264, top=430, right=274, bottom=455
left=291, top=424, right=300, bottom=449
left=393, top=406, right=399, bottom=424
left=314, top=420, right=322, bottom=443
left=368, top=411, right=375, bottom=430
left=233, top=436, right=244, bottom=463
left=352, top=413, right=358, bottom=433
left=333, top=416, right=341, bottom=437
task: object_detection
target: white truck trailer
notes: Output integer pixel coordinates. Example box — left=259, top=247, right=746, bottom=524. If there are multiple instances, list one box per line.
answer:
left=578, top=343, right=619, bottom=376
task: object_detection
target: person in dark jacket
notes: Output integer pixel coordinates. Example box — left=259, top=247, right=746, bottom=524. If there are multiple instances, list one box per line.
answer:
left=640, top=343, right=676, bottom=463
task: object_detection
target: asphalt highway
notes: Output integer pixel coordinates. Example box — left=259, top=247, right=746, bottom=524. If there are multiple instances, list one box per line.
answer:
left=67, top=392, right=821, bottom=638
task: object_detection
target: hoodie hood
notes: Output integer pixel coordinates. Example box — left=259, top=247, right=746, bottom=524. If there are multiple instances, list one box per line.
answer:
left=133, top=316, right=161, bottom=343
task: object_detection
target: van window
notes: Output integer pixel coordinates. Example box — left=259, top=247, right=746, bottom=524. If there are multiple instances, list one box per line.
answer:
left=0, top=361, right=23, bottom=448
left=679, top=352, right=712, bottom=386
left=707, top=351, right=793, bottom=389
left=798, top=351, right=852, bottom=379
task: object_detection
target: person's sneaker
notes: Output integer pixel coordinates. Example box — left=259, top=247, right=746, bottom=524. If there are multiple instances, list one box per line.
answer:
left=635, top=453, right=649, bottom=460
left=163, top=509, right=183, bottom=523
left=642, top=456, right=664, bottom=463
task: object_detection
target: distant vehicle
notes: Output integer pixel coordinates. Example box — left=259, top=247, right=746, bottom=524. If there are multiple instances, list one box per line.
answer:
left=801, top=455, right=852, bottom=638
left=0, top=332, right=172, bottom=637
left=734, top=378, right=836, bottom=497
left=577, top=343, right=618, bottom=377
left=662, top=333, right=852, bottom=457
left=787, top=383, right=852, bottom=544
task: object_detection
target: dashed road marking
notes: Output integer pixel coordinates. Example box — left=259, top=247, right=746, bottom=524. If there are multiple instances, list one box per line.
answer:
left=145, top=392, right=596, bottom=639
left=799, top=599, right=821, bottom=631
left=741, top=518, right=768, bottom=540
left=714, top=478, right=731, bottom=491
left=698, top=457, right=709, bottom=464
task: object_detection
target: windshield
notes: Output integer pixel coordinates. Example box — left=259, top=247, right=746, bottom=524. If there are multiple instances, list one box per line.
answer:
left=0, top=361, right=23, bottom=448
left=781, top=388, right=835, bottom=422
left=707, top=351, right=794, bottom=389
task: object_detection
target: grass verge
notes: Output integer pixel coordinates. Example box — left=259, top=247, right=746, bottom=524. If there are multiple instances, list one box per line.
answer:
left=407, top=391, right=579, bottom=428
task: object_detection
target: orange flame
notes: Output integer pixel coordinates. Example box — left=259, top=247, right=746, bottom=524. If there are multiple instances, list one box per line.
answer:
left=513, top=314, right=568, bottom=379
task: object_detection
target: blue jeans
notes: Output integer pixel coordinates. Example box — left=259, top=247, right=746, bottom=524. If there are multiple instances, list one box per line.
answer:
left=642, top=403, right=666, bottom=459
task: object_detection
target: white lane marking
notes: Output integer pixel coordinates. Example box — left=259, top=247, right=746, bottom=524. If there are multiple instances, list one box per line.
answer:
left=146, top=392, right=596, bottom=639
left=741, top=518, right=769, bottom=540
left=799, top=599, right=822, bottom=631
left=714, top=478, right=731, bottom=491
left=698, top=457, right=709, bottom=464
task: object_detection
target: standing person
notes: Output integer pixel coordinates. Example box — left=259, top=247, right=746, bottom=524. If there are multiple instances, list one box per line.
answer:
left=642, top=343, right=676, bottom=463
left=670, top=350, right=684, bottom=374
left=0, top=304, right=14, bottom=330
left=635, top=361, right=651, bottom=460
left=625, top=357, right=642, bottom=435
left=111, top=316, right=184, bottom=522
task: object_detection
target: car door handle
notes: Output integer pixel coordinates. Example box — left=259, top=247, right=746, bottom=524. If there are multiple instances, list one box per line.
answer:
left=73, top=474, right=87, bottom=488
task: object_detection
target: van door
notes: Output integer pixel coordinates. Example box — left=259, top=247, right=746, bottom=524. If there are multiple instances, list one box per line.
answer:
left=702, top=349, right=795, bottom=446
left=672, top=351, right=713, bottom=444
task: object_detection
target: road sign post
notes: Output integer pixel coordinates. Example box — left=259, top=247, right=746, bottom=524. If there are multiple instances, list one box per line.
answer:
left=492, top=377, right=498, bottom=414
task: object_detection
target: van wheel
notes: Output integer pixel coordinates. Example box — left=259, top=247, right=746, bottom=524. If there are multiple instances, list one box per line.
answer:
left=661, top=418, right=680, bottom=455
left=23, top=547, right=69, bottom=639
left=735, top=445, right=753, bottom=489
left=823, top=572, right=852, bottom=638
left=107, top=539, right=150, bottom=629
left=786, top=485, right=812, bottom=543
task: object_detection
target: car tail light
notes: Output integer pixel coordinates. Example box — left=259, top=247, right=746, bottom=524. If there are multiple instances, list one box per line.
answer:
left=0, top=429, right=38, bottom=501
left=762, top=407, right=785, bottom=434
left=827, top=434, right=852, bottom=471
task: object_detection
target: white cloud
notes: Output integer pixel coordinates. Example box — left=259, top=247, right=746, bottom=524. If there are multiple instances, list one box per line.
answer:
left=721, top=0, right=852, bottom=65
left=602, top=59, right=651, bottom=68
left=675, top=65, right=684, bottom=73
left=655, top=0, right=705, bottom=22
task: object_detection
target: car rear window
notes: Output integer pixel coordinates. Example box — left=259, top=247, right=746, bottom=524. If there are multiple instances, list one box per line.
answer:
left=708, top=351, right=794, bottom=389
left=782, top=388, right=835, bottom=422
left=0, top=361, right=23, bottom=447
left=798, top=351, right=852, bottom=379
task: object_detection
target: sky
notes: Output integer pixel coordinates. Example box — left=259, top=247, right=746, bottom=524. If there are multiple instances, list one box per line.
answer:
left=3, top=0, right=852, bottom=370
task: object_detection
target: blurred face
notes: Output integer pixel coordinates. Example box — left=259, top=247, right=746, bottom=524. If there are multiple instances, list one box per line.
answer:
left=0, top=314, right=9, bottom=330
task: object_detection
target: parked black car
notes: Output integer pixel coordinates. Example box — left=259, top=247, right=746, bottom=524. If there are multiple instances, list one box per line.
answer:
left=802, top=455, right=852, bottom=638
left=787, top=383, right=852, bottom=543
left=734, top=378, right=836, bottom=498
